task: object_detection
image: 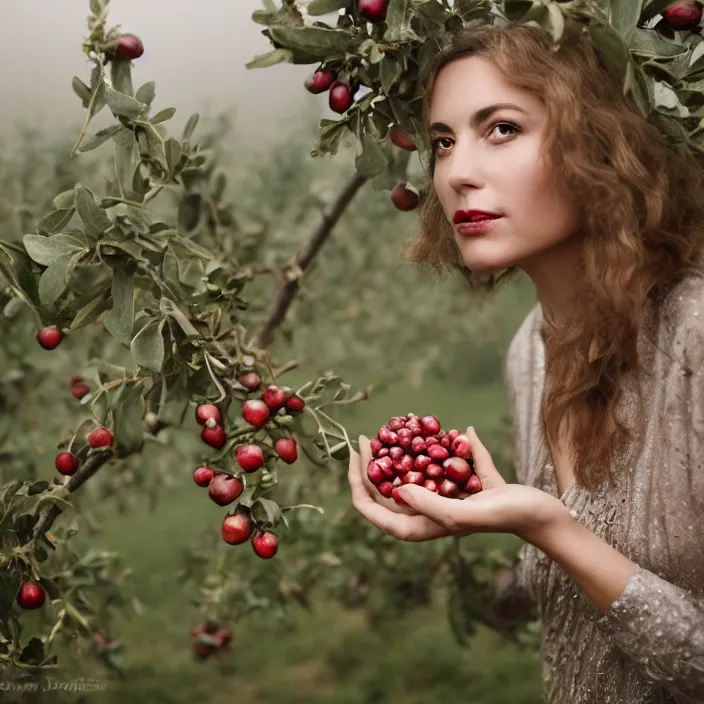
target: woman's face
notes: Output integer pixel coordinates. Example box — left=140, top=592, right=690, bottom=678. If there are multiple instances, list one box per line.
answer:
left=428, top=55, right=582, bottom=276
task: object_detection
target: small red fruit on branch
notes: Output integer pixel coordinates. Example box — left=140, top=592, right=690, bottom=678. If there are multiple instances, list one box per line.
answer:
left=16, top=581, right=46, bottom=610
left=305, top=69, right=336, bottom=94
left=234, top=444, right=265, bottom=472
left=359, top=0, right=388, bottom=23
left=262, top=385, right=287, bottom=412
left=252, top=531, right=279, bottom=559
left=201, top=425, right=226, bottom=449
left=367, top=415, right=481, bottom=504
left=390, top=183, right=420, bottom=211
left=114, top=34, right=144, bottom=60
left=662, top=1, right=702, bottom=31
left=195, top=404, right=221, bottom=426
left=37, top=325, right=63, bottom=350
left=389, top=125, right=417, bottom=151
left=274, top=437, right=298, bottom=464
left=71, top=382, right=91, bottom=400
left=88, top=427, right=113, bottom=448
left=193, top=465, right=215, bottom=487
left=242, top=399, right=270, bottom=429
left=329, top=81, right=354, bottom=113
left=208, top=474, right=244, bottom=506
left=285, top=395, right=305, bottom=413
left=55, top=452, right=79, bottom=476
left=222, top=511, right=253, bottom=545
left=238, top=371, right=262, bottom=391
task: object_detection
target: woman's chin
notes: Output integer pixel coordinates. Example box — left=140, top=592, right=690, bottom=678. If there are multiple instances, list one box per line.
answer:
left=457, top=241, right=517, bottom=273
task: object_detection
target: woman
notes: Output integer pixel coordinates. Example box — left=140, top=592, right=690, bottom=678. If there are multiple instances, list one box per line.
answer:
left=347, top=22, right=704, bottom=704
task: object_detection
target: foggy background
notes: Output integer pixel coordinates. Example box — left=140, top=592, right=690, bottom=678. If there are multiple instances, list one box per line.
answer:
left=0, top=0, right=329, bottom=155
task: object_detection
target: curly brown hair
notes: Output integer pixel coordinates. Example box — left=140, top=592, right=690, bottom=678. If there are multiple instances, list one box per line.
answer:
left=403, top=22, right=704, bottom=491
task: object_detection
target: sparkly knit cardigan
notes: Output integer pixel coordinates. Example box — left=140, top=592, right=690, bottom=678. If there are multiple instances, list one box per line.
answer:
left=499, top=275, right=704, bottom=703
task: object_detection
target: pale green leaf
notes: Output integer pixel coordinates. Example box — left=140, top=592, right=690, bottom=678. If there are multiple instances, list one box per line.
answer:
left=35, top=208, right=76, bottom=236
left=104, top=267, right=135, bottom=345
left=105, top=84, right=146, bottom=119
left=131, top=319, right=165, bottom=372
left=113, top=382, right=145, bottom=456
left=38, top=251, right=84, bottom=305
left=245, top=48, right=293, bottom=69
left=23, top=234, right=86, bottom=267
left=135, top=81, right=156, bottom=106
left=75, top=185, right=112, bottom=239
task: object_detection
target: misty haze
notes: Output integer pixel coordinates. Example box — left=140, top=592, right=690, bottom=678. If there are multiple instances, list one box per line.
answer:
left=0, top=0, right=330, bottom=155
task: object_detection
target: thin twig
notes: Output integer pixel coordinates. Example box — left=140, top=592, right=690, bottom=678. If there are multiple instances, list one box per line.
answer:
left=255, top=171, right=367, bottom=349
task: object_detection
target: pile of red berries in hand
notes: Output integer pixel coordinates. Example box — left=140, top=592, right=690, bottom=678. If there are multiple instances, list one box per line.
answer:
left=366, top=415, right=482, bottom=506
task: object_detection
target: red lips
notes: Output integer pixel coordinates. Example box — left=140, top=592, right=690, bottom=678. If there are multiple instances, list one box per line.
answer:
left=453, top=209, right=502, bottom=224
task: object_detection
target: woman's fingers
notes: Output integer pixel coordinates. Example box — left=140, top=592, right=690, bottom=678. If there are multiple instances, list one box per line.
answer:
left=358, top=435, right=418, bottom=515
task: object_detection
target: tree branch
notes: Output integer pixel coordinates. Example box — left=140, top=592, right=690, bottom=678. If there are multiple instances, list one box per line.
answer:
left=255, top=171, right=368, bottom=349
left=34, top=449, right=114, bottom=546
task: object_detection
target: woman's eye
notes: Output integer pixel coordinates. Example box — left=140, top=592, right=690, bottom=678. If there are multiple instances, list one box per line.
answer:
left=433, top=137, right=453, bottom=153
left=488, top=121, right=520, bottom=140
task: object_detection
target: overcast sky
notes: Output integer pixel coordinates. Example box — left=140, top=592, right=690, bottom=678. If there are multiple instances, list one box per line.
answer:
left=0, top=0, right=325, bottom=150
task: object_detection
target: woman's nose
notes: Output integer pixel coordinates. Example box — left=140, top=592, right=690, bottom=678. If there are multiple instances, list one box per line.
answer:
left=446, top=143, right=484, bottom=192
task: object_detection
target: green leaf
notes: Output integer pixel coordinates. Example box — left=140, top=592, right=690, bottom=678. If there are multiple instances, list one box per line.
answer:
left=131, top=319, right=165, bottom=372
left=38, top=250, right=84, bottom=305
left=138, top=124, right=167, bottom=170
left=75, top=184, right=112, bottom=239
left=545, top=2, right=565, bottom=43
left=178, top=193, right=202, bottom=232
left=52, top=189, right=76, bottom=210
left=307, top=0, right=348, bottom=13
left=251, top=498, right=283, bottom=527
left=609, top=0, right=643, bottom=42
left=267, top=26, right=358, bottom=60
left=70, top=288, right=111, bottom=329
left=72, top=76, right=92, bottom=107
left=311, top=118, right=349, bottom=157
left=384, top=0, right=421, bottom=43
left=113, top=129, right=139, bottom=199
left=246, top=48, right=294, bottom=69
left=104, top=266, right=135, bottom=345
left=111, top=58, right=134, bottom=96
left=79, top=124, right=125, bottom=153
left=355, top=133, right=388, bottom=178
left=91, top=390, right=109, bottom=425
left=170, top=235, right=214, bottom=260
left=252, top=9, right=276, bottom=25
left=105, top=84, right=146, bottom=119
left=165, top=138, right=183, bottom=174
left=151, top=107, right=177, bottom=124
left=590, top=22, right=630, bottom=85
left=412, top=0, right=450, bottom=25
left=3, top=297, right=24, bottom=318
left=629, top=28, right=689, bottom=59
left=182, top=113, right=200, bottom=142
left=380, top=56, right=403, bottom=94
left=24, top=233, right=86, bottom=266
left=135, top=81, right=156, bottom=106
left=27, top=480, right=50, bottom=496
left=113, top=382, right=145, bottom=456
left=159, top=297, right=200, bottom=337
left=35, top=208, right=76, bottom=236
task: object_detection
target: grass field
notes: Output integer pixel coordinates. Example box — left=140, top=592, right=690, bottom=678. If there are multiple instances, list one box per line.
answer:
left=39, top=369, right=544, bottom=704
